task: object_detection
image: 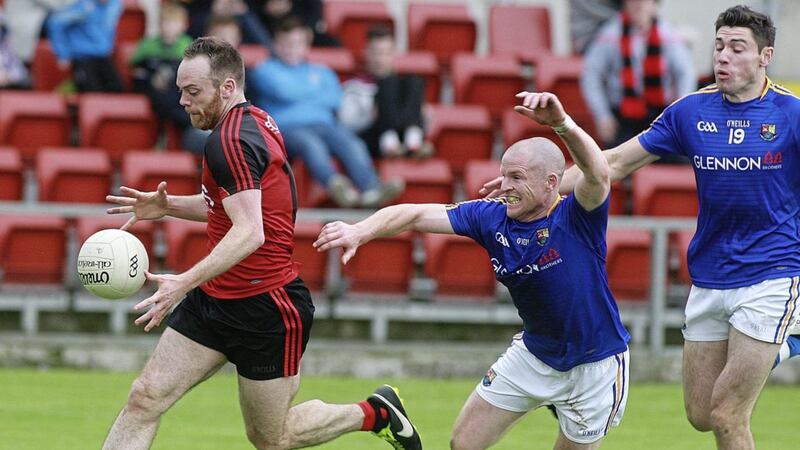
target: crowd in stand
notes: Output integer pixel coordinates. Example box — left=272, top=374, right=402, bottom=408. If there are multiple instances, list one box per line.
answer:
left=0, top=0, right=698, bottom=209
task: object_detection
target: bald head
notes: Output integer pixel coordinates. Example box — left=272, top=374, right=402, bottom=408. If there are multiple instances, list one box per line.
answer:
left=504, top=137, right=565, bottom=181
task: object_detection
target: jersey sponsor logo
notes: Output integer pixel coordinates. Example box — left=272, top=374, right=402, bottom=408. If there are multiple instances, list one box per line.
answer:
left=760, top=123, right=777, bottom=141
left=535, top=228, right=549, bottom=246
left=516, top=237, right=530, bottom=246
left=693, top=152, right=783, bottom=171
left=495, top=232, right=510, bottom=247
left=696, top=121, right=718, bottom=133
left=726, top=119, right=750, bottom=128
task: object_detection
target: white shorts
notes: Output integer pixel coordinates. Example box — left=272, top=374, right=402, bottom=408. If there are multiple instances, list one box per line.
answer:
left=683, top=276, right=800, bottom=344
left=475, top=337, right=629, bottom=444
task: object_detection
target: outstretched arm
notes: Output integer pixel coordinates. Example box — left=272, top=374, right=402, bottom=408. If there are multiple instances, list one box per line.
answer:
left=558, top=136, right=659, bottom=194
left=106, top=182, right=208, bottom=229
left=514, top=91, right=609, bottom=210
left=313, top=203, right=453, bottom=264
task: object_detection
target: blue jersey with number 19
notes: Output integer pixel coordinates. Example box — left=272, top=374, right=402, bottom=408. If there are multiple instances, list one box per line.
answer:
left=639, top=80, right=800, bottom=289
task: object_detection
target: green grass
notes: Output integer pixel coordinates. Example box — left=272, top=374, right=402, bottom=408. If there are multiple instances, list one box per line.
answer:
left=0, top=368, right=797, bottom=449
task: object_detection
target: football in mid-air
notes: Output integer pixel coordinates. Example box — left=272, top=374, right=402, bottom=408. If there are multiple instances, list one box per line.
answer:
left=77, top=229, right=149, bottom=300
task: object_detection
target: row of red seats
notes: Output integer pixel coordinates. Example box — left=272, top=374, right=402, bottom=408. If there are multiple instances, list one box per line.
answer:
left=32, top=35, right=583, bottom=125
left=0, top=89, right=577, bottom=177
left=0, top=139, right=699, bottom=217
left=0, top=212, right=695, bottom=302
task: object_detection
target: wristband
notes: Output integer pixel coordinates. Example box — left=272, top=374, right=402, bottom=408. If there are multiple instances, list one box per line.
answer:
left=552, top=115, right=577, bottom=135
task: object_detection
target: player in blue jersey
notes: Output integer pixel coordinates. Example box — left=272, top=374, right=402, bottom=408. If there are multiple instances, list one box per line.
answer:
left=482, top=5, right=799, bottom=450
left=314, top=91, right=630, bottom=450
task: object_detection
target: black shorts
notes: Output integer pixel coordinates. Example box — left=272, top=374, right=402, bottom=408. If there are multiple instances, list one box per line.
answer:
left=167, top=277, right=315, bottom=380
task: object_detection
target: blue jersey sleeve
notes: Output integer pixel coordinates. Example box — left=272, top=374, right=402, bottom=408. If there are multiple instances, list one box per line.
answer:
left=558, top=195, right=609, bottom=254
left=446, top=199, right=504, bottom=248
left=638, top=100, right=685, bottom=158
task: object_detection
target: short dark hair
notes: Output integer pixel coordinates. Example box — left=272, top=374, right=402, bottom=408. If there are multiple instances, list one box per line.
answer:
left=715, top=5, right=775, bottom=50
left=275, top=16, right=308, bottom=36
left=366, top=24, right=393, bottom=42
left=183, top=36, right=244, bottom=89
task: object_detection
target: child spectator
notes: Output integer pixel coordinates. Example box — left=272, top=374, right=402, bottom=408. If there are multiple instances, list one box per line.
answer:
left=340, top=25, right=432, bottom=159
left=130, top=1, right=207, bottom=154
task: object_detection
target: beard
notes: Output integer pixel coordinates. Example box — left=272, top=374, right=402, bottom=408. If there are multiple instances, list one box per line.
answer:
left=190, top=94, right=223, bottom=130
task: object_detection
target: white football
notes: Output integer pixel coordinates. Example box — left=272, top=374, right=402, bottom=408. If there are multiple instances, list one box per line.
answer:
left=77, top=229, right=149, bottom=300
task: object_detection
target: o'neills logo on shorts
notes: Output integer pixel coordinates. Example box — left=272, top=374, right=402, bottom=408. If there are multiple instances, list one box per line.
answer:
left=482, top=368, right=496, bottom=386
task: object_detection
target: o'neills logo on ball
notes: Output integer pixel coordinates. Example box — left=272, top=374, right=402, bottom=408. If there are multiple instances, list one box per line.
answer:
left=80, top=271, right=111, bottom=285
left=77, top=259, right=112, bottom=270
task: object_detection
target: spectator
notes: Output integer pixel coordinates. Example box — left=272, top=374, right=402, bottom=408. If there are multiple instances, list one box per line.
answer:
left=248, top=17, right=403, bottom=208
left=340, top=25, right=432, bottom=160
left=0, top=8, right=31, bottom=89
left=569, top=0, right=621, bottom=55
left=3, top=0, right=71, bottom=65
left=206, top=15, right=243, bottom=48
left=581, top=0, right=695, bottom=150
left=130, top=1, right=208, bottom=154
left=186, top=0, right=270, bottom=48
left=46, top=0, right=124, bottom=93
left=252, top=0, right=339, bottom=47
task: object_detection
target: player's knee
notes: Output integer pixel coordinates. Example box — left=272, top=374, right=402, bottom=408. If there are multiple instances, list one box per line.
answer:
left=709, top=404, right=748, bottom=435
left=125, top=377, right=171, bottom=416
left=684, top=404, right=712, bottom=432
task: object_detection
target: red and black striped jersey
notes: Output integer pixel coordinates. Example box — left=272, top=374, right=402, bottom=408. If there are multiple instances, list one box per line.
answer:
left=200, top=102, right=299, bottom=298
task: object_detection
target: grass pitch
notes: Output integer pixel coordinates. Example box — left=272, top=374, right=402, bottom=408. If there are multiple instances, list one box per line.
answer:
left=0, top=368, right=796, bottom=449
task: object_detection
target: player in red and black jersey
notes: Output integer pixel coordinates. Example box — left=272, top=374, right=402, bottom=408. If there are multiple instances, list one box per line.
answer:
left=103, top=37, right=421, bottom=450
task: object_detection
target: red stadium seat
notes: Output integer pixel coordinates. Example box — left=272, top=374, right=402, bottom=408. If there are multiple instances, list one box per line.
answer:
left=450, top=53, right=524, bottom=122
left=240, top=44, right=270, bottom=68
left=31, top=40, right=72, bottom=91
left=0, top=214, right=67, bottom=283
left=75, top=216, right=156, bottom=259
left=489, top=5, right=551, bottom=63
left=342, top=232, right=414, bottom=293
left=121, top=151, right=200, bottom=196
left=606, top=229, right=651, bottom=301
left=393, top=50, right=440, bottom=103
left=163, top=219, right=208, bottom=273
left=378, top=158, right=453, bottom=205
left=293, top=221, right=326, bottom=291
left=425, top=104, right=493, bottom=177
left=632, top=165, right=698, bottom=217
left=36, top=147, right=112, bottom=203
left=424, top=233, right=494, bottom=298
left=407, top=2, right=476, bottom=66
left=307, top=47, right=356, bottom=81
left=78, top=93, right=158, bottom=165
left=609, top=181, right=629, bottom=216
left=463, top=159, right=500, bottom=200
left=0, top=91, right=71, bottom=161
left=324, top=0, right=394, bottom=57
left=0, top=147, right=23, bottom=201
left=113, top=41, right=138, bottom=91
left=674, top=230, right=693, bottom=285
left=117, top=0, right=147, bottom=45
left=533, top=54, right=594, bottom=135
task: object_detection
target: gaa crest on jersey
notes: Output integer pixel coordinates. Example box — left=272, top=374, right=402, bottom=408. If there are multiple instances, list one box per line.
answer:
left=535, top=228, right=549, bottom=246
left=482, top=368, right=497, bottom=386
left=760, top=123, right=777, bottom=141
